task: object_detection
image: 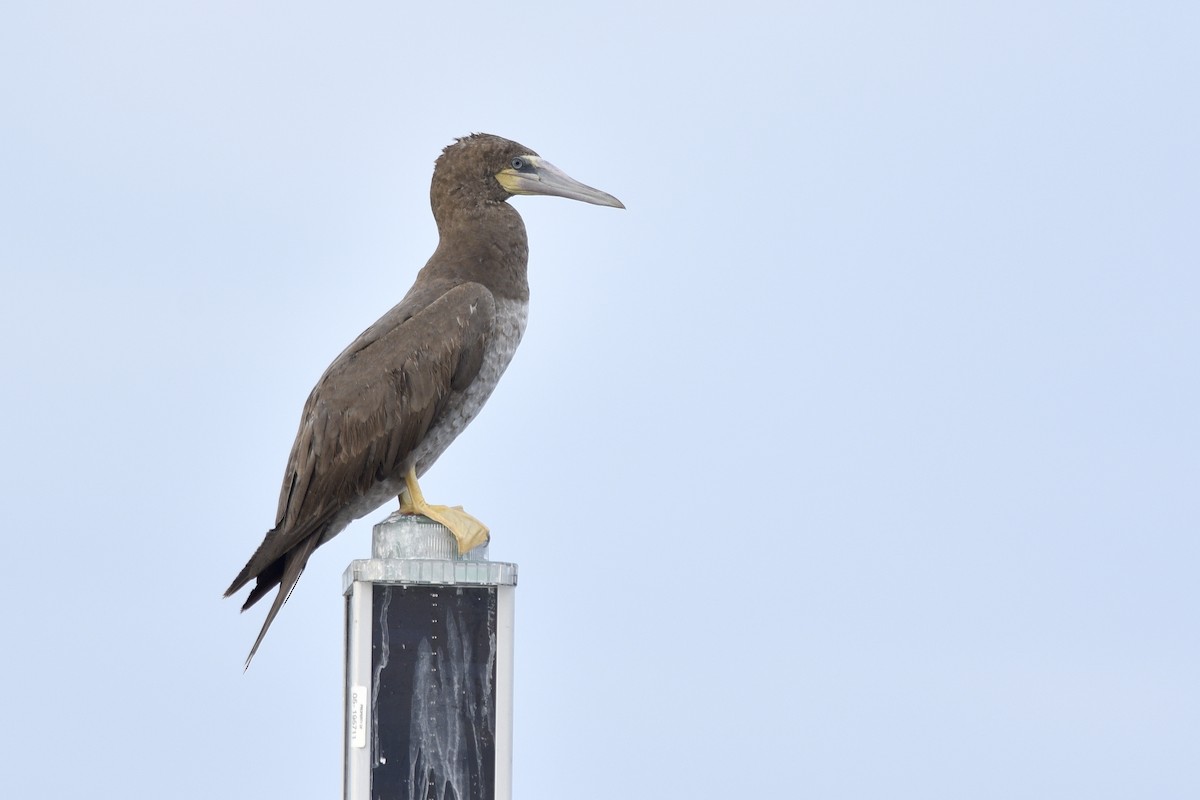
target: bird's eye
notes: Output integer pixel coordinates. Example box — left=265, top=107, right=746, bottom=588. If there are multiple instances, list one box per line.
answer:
left=510, top=157, right=526, bottom=170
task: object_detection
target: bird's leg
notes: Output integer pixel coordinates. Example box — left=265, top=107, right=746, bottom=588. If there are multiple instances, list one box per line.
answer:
left=397, top=466, right=490, bottom=555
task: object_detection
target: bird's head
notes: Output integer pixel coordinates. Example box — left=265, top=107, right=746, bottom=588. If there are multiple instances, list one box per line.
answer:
left=432, top=133, right=624, bottom=212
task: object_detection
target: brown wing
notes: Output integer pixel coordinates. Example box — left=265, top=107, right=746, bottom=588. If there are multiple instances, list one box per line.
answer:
left=225, top=280, right=496, bottom=664
left=275, top=283, right=495, bottom=540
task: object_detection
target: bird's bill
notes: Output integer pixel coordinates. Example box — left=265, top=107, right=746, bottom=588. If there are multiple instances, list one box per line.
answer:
left=496, top=156, right=624, bottom=208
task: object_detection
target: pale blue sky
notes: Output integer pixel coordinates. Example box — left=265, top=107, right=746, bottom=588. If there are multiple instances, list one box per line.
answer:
left=2, top=2, right=1197, bottom=798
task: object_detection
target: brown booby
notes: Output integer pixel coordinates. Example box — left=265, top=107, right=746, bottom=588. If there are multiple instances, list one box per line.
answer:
left=225, top=134, right=622, bottom=666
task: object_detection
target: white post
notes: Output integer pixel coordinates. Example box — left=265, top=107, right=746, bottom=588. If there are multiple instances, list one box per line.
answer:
left=343, top=513, right=518, bottom=800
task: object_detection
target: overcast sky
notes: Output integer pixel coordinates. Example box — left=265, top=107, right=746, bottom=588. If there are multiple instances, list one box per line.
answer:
left=2, top=2, right=1197, bottom=798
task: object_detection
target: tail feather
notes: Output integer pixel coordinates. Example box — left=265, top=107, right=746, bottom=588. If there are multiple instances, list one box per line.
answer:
left=238, top=559, right=285, bottom=611
left=238, top=532, right=321, bottom=670
left=224, top=529, right=286, bottom=600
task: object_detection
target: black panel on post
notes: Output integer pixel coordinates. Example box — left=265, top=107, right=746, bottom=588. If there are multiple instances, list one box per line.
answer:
left=370, top=584, right=498, bottom=800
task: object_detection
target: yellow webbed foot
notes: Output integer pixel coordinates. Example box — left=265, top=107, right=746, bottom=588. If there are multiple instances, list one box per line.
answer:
left=398, top=467, right=490, bottom=555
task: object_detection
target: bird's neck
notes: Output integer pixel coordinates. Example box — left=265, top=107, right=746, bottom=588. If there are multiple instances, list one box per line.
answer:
left=429, top=201, right=530, bottom=302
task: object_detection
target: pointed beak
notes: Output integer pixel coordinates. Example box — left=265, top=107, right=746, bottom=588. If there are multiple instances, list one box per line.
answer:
left=496, top=156, right=624, bottom=208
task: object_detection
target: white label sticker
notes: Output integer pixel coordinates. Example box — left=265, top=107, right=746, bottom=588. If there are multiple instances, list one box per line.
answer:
left=349, top=685, right=367, bottom=749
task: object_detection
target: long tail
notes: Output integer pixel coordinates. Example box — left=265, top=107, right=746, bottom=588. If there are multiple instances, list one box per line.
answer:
left=235, top=532, right=321, bottom=670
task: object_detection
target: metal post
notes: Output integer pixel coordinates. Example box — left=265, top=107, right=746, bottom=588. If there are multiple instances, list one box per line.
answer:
left=343, top=512, right=518, bottom=800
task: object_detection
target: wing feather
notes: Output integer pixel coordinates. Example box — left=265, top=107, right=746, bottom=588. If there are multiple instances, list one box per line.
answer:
left=225, top=281, right=496, bottom=603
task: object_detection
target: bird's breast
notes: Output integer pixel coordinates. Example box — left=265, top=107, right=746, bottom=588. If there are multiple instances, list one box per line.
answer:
left=411, top=296, right=529, bottom=475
